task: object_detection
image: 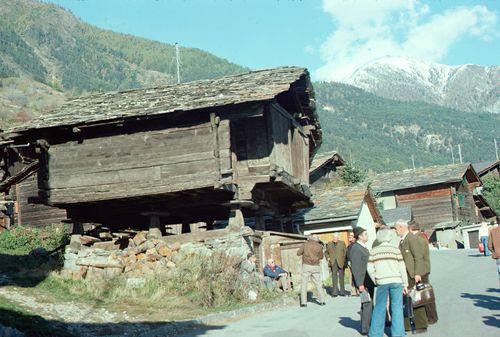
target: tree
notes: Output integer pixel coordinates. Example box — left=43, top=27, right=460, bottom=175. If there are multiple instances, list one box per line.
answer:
left=482, top=176, right=500, bottom=214
left=340, top=162, right=367, bottom=185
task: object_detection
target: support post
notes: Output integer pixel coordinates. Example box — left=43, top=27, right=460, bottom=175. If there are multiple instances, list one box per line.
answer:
left=228, top=205, right=245, bottom=229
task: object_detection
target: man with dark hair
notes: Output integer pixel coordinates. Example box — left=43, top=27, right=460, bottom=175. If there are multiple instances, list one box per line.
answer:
left=348, top=226, right=375, bottom=335
left=297, top=235, right=325, bottom=307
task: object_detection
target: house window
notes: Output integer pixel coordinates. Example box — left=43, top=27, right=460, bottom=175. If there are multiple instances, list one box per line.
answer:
left=458, top=194, right=466, bottom=207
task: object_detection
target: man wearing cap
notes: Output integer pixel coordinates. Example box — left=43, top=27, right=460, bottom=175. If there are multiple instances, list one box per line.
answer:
left=348, top=226, right=374, bottom=335
left=327, top=233, right=347, bottom=297
left=297, top=234, right=326, bottom=307
left=395, top=220, right=429, bottom=333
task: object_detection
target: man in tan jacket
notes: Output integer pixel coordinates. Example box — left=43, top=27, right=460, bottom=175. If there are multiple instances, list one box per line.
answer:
left=326, top=233, right=347, bottom=297
left=297, top=235, right=325, bottom=307
left=487, top=225, right=500, bottom=279
left=395, top=220, right=429, bottom=333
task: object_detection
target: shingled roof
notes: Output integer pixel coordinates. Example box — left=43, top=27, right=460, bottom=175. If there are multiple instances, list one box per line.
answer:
left=5, top=67, right=320, bottom=140
left=370, top=163, right=477, bottom=193
left=309, top=150, right=345, bottom=173
left=472, top=160, right=499, bottom=177
left=297, top=184, right=371, bottom=223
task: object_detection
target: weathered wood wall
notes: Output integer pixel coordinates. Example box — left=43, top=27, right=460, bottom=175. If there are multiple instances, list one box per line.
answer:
left=46, top=120, right=231, bottom=205
left=395, top=184, right=454, bottom=229
left=455, top=182, right=480, bottom=223
left=14, top=175, right=67, bottom=227
left=269, top=104, right=309, bottom=185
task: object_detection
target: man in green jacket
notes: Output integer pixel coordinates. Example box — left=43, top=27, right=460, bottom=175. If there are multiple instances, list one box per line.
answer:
left=395, top=220, right=429, bottom=334
left=326, top=233, right=347, bottom=297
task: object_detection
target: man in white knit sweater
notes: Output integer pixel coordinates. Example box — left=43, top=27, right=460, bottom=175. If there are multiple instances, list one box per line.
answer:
left=367, top=228, right=408, bottom=337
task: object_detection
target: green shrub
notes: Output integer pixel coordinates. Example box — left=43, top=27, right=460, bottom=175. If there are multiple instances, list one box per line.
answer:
left=0, top=224, right=69, bottom=255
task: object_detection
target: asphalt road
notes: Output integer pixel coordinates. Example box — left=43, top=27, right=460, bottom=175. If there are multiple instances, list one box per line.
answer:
left=179, top=249, right=500, bottom=337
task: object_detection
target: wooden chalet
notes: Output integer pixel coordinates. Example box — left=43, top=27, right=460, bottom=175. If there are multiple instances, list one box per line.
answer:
left=370, top=163, right=498, bottom=232
left=0, top=67, right=322, bottom=234
left=472, top=160, right=499, bottom=179
left=294, top=184, right=382, bottom=248
left=309, top=151, right=345, bottom=185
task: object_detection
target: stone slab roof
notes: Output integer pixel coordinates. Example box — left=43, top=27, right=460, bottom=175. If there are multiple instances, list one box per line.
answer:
left=5, top=67, right=318, bottom=136
left=309, top=150, right=345, bottom=173
left=297, top=184, right=369, bottom=223
left=370, top=164, right=472, bottom=193
left=472, top=160, right=499, bottom=176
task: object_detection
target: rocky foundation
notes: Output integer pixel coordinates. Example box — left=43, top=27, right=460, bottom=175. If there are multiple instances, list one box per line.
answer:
left=62, top=227, right=253, bottom=281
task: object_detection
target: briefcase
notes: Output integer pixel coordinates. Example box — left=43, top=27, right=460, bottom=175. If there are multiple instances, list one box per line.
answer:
left=409, top=282, right=435, bottom=308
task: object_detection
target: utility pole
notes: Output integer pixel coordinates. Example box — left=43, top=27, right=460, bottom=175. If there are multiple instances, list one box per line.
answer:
left=451, top=145, right=455, bottom=164
left=458, top=144, right=463, bottom=164
left=175, top=42, right=181, bottom=84
left=411, top=155, right=415, bottom=169
left=495, top=138, right=499, bottom=160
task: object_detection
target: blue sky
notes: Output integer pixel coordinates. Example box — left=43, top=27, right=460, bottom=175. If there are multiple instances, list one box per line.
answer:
left=50, top=0, right=499, bottom=81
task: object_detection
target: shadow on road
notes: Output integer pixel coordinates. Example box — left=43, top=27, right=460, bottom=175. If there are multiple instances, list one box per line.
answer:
left=338, top=316, right=360, bottom=332
left=0, top=251, right=226, bottom=336
left=461, top=292, right=500, bottom=328
left=0, top=305, right=225, bottom=337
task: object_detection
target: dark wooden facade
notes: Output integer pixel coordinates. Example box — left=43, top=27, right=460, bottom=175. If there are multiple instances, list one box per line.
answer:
left=0, top=67, right=322, bottom=232
left=372, top=164, right=497, bottom=232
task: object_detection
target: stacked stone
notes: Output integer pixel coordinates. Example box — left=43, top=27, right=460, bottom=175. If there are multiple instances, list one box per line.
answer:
left=62, top=227, right=252, bottom=281
left=63, top=231, right=180, bottom=281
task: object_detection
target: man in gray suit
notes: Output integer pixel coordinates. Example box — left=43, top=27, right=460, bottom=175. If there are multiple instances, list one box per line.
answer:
left=348, top=227, right=375, bottom=335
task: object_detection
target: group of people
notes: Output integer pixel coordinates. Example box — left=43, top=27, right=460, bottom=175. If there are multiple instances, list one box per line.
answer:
left=240, top=252, right=292, bottom=292
left=297, top=220, right=437, bottom=337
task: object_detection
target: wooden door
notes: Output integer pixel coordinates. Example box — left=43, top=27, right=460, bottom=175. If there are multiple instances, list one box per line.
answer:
left=468, top=230, right=479, bottom=249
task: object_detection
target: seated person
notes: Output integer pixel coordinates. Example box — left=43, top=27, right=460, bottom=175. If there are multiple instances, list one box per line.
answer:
left=263, top=258, right=291, bottom=292
left=240, top=252, right=273, bottom=290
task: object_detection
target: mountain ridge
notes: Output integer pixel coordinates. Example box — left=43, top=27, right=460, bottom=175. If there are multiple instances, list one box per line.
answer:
left=346, top=56, right=499, bottom=114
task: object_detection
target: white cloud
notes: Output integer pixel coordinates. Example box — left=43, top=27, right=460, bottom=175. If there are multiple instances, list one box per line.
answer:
left=315, top=0, right=498, bottom=81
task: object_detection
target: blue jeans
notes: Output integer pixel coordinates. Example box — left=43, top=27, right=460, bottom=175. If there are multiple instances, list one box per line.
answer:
left=481, top=236, right=491, bottom=256
left=369, top=283, right=405, bottom=337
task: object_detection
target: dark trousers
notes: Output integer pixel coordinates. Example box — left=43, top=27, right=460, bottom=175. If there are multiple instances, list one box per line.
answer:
left=361, top=284, right=375, bottom=334
left=405, top=276, right=429, bottom=331
left=331, top=262, right=345, bottom=295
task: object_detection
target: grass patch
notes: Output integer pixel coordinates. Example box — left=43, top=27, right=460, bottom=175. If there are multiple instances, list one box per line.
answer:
left=33, top=252, right=282, bottom=321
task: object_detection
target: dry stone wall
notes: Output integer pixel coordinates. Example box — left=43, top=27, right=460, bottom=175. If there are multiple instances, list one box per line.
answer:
left=63, top=227, right=253, bottom=281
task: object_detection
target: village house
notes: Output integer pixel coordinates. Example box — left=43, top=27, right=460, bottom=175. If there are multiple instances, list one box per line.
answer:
left=294, top=184, right=382, bottom=248
left=309, top=150, right=345, bottom=194
left=369, top=164, right=498, bottom=237
left=0, top=66, right=321, bottom=237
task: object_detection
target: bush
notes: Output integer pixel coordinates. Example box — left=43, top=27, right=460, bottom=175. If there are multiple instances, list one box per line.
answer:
left=340, top=162, right=367, bottom=185
left=0, top=224, right=70, bottom=255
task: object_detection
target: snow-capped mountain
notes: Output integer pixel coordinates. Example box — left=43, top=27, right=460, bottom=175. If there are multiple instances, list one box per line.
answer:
left=346, top=57, right=499, bottom=113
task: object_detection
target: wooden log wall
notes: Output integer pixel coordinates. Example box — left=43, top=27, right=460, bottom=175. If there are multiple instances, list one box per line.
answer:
left=14, top=175, right=67, bottom=227
left=456, top=182, right=480, bottom=223
left=231, top=116, right=271, bottom=200
left=269, top=104, right=309, bottom=186
left=46, top=120, right=231, bottom=205
left=396, top=184, right=454, bottom=230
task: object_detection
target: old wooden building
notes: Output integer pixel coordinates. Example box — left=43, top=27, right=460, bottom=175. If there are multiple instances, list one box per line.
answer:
left=309, top=150, right=345, bottom=195
left=370, top=163, right=498, bottom=232
left=0, top=67, right=322, bottom=233
left=294, top=184, right=382, bottom=249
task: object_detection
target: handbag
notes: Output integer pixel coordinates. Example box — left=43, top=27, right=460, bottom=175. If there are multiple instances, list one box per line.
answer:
left=478, top=242, right=485, bottom=253
left=409, top=282, right=435, bottom=308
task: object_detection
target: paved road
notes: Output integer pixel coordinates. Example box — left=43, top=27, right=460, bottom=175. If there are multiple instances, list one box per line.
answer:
left=180, top=250, right=499, bottom=337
